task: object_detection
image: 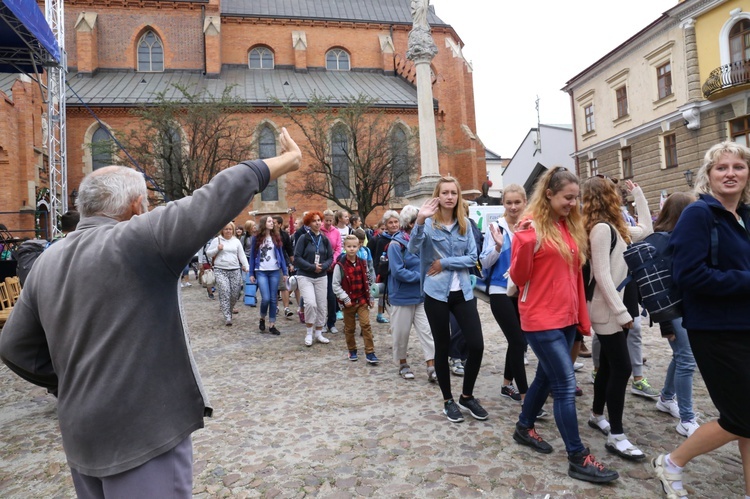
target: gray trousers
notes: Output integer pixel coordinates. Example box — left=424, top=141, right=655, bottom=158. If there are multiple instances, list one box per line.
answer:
left=70, top=436, right=192, bottom=499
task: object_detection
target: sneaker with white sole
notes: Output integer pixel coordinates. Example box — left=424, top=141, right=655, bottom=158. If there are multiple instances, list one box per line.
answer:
left=656, top=396, right=680, bottom=419
left=443, top=400, right=464, bottom=423
left=631, top=378, right=660, bottom=399
left=676, top=419, right=700, bottom=437
left=573, top=361, right=584, bottom=371
left=651, top=454, right=688, bottom=498
left=450, top=358, right=465, bottom=376
left=500, top=384, right=522, bottom=402
left=315, top=332, right=329, bottom=344
left=458, top=395, right=488, bottom=420
left=328, top=326, right=339, bottom=334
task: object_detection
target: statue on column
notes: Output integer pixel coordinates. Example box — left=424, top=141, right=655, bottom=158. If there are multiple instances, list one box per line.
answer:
left=410, top=0, right=429, bottom=29
left=407, top=0, right=437, bottom=61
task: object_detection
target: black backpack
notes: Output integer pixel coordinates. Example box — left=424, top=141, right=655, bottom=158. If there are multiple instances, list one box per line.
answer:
left=14, top=239, right=50, bottom=286
left=623, top=233, right=682, bottom=322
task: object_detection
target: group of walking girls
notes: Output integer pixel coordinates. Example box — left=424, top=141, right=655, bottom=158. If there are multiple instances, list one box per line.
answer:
left=195, top=140, right=750, bottom=495
left=480, top=140, right=750, bottom=494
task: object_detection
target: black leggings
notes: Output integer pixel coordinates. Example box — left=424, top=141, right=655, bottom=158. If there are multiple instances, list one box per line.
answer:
left=424, top=292, right=484, bottom=401
left=592, top=330, right=632, bottom=435
left=489, top=294, right=528, bottom=393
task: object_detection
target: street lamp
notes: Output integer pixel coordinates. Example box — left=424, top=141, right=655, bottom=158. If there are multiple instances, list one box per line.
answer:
left=683, top=169, right=694, bottom=188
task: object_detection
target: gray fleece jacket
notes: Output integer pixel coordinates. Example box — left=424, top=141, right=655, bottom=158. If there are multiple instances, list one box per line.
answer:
left=0, top=160, right=270, bottom=477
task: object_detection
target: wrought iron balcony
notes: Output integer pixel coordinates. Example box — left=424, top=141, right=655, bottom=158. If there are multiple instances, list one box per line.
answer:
left=703, top=59, right=750, bottom=98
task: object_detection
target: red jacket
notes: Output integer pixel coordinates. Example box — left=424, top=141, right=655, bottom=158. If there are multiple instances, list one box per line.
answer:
left=510, top=218, right=591, bottom=335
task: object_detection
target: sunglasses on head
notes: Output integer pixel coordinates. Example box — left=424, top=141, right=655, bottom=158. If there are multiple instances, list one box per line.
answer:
left=594, top=174, right=619, bottom=184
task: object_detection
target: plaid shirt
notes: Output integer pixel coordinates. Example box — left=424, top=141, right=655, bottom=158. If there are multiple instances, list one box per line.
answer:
left=336, top=256, right=370, bottom=305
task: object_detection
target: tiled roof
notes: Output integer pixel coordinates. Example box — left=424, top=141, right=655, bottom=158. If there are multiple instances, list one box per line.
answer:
left=65, top=67, right=419, bottom=108
left=221, top=0, right=447, bottom=26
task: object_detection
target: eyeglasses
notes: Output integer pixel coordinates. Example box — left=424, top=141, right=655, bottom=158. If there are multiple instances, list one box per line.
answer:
left=594, top=174, right=619, bottom=184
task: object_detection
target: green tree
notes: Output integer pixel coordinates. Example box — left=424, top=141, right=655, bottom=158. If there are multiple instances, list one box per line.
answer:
left=276, top=94, right=418, bottom=221
left=114, top=84, right=255, bottom=201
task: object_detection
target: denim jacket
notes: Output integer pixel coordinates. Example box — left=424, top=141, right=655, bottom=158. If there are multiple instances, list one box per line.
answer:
left=408, top=217, right=477, bottom=302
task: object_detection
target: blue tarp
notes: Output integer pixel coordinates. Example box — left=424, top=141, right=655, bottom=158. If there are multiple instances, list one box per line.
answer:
left=0, top=0, right=60, bottom=73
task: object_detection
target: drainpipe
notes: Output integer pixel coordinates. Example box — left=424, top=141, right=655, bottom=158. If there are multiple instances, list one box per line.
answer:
left=567, top=89, right=580, bottom=177
left=201, top=6, right=207, bottom=75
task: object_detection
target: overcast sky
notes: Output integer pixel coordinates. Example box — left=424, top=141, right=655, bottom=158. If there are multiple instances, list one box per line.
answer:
left=429, top=0, right=680, bottom=158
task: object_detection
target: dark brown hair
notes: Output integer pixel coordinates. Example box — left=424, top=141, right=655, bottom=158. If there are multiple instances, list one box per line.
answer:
left=653, top=192, right=695, bottom=232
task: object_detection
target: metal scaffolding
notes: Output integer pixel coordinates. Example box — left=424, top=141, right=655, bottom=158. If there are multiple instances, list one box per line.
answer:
left=45, top=0, right=67, bottom=238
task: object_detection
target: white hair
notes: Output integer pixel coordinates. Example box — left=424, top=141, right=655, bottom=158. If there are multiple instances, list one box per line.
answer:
left=399, top=205, right=419, bottom=229
left=76, top=166, right=148, bottom=219
left=381, top=210, right=399, bottom=225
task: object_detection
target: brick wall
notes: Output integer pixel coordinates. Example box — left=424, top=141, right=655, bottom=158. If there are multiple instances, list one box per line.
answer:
left=0, top=78, right=46, bottom=238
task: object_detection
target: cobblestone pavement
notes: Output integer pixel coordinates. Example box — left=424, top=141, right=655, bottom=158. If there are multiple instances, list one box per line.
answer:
left=0, top=282, right=744, bottom=498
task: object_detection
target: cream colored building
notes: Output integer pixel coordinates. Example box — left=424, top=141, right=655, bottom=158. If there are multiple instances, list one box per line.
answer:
left=563, top=0, right=750, bottom=211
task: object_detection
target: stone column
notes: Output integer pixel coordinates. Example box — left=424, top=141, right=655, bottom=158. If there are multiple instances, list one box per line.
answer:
left=682, top=19, right=701, bottom=102
left=404, top=2, right=441, bottom=205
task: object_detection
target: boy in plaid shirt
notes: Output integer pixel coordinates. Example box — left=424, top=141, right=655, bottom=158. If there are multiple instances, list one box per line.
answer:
left=333, top=235, right=379, bottom=364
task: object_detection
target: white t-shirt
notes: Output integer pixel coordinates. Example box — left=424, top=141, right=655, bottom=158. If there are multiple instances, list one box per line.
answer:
left=442, top=222, right=462, bottom=292
left=258, top=236, right=279, bottom=271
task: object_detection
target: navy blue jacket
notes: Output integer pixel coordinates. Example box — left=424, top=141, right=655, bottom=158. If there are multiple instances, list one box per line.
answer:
left=293, top=229, right=333, bottom=279
left=669, top=194, right=750, bottom=330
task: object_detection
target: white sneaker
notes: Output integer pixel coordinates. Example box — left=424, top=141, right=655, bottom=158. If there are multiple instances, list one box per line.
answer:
left=573, top=361, right=584, bottom=371
left=656, top=396, right=680, bottom=419
left=315, top=333, right=330, bottom=344
left=676, top=419, right=699, bottom=437
left=329, top=326, right=339, bottom=334
left=304, top=333, right=313, bottom=347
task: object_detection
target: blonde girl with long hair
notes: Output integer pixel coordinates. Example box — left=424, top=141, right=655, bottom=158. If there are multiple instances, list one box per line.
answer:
left=509, top=166, right=618, bottom=484
left=479, top=184, right=530, bottom=403
left=409, top=176, right=486, bottom=424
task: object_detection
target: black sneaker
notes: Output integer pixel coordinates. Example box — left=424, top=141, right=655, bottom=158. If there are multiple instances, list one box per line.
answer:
left=259, top=318, right=265, bottom=332
left=567, top=448, right=619, bottom=483
left=513, top=423, right=553, bottom=454
left=500, top=384, right=522, bottom=402
left=269, top=326, right=280, bottom=335
left=458, top=395, right=488, bottom=420
left=443, top=400, right=465, bottom=423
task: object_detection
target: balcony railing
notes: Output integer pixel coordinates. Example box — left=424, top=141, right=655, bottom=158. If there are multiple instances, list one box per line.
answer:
left=703, top=59, right=750, bottom=98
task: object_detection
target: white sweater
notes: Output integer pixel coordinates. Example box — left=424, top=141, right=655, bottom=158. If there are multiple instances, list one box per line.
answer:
left=206, top=236, right=249, bottom=271
left=588, top=187, right=653, bottom=335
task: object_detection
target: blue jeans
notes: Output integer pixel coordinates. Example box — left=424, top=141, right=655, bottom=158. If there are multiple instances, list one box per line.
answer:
left=256, top=270, right=280, bottom=322
left=661, top=318, right=696, bottom=421
left=519, top=325, right=585, bottom=456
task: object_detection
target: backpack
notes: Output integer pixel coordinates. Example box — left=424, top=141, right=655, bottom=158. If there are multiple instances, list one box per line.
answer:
left=622, top=220, right=719, bottom=323
left=14, top=239, right=51, bottom=286
left=468, top=217, right=484, bottom=278
left=582, top=223, right=617, bottom=302
left=622, top=232, right=681, bottom=322
left=377, top=240, right=401, bottom=284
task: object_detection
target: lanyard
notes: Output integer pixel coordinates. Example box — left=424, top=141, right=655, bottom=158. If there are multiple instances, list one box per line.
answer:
left=310, top=233, right=323, bottom=254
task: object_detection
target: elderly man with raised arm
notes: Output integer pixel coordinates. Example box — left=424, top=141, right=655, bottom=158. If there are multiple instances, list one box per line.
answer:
left=0, top=128, right=301, bottom=498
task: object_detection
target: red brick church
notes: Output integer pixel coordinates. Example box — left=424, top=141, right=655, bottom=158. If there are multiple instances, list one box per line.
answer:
left=1, top=0, right=485, bottom=237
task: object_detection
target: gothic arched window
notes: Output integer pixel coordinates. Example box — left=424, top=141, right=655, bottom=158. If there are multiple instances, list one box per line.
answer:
left=137, top=30, right=164, bottom=72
